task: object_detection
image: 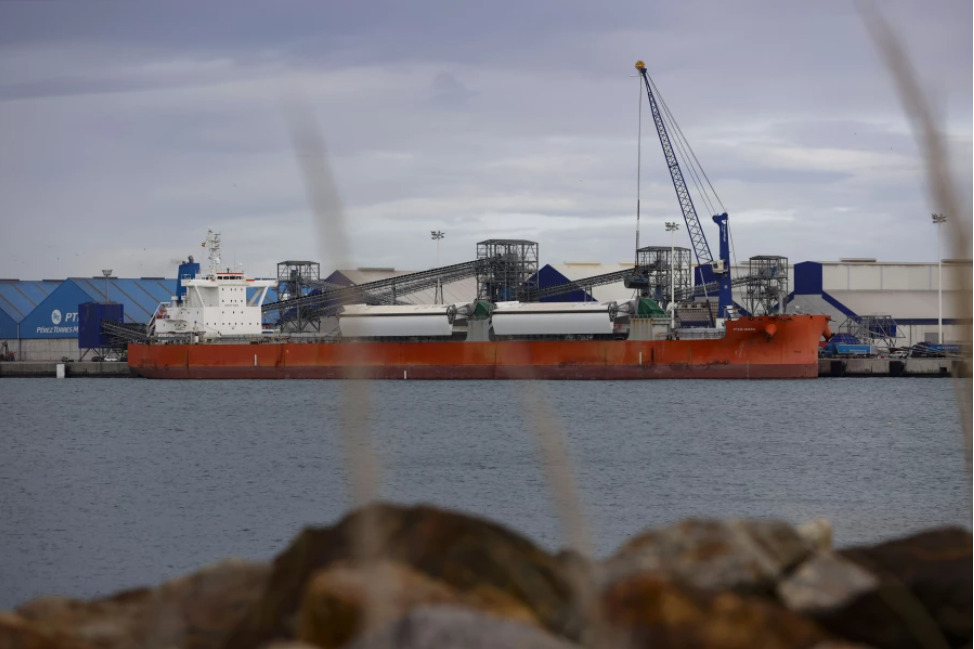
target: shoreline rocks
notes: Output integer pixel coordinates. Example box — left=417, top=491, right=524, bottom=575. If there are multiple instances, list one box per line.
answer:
left=3, top=504, right=970, bottom=649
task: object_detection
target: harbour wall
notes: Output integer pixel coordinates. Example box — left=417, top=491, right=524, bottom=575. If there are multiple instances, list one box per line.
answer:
left=818, top=357, right=968, bottom=377
left=0, top=362, right=134, bottom=378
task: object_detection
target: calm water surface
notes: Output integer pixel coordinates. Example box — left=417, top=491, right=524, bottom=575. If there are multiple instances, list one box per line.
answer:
left=1, top=377, right=970, bottom=609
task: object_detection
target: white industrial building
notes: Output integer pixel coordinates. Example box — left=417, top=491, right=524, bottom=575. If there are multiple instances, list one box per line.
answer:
left=788, top=259, right=970, bottom=347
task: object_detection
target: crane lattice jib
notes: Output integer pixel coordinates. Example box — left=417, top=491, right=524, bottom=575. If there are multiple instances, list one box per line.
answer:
left=636, top=64, right=713, bottom=265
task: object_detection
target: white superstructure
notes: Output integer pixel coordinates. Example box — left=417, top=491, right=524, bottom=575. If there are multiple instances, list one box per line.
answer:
left=150, top=231, right=276, bottom=339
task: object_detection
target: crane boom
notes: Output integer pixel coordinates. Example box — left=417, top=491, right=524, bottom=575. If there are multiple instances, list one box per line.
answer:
left=634, top=60, right=733, bottom=321
left=635, top=61, right=712, bottom=265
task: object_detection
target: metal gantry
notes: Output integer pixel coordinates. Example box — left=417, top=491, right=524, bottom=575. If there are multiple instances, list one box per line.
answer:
left=636, top=245, right=691, bottom=310
left=476, top=239, right=539, bottom=302
left=839, top=315, right=901, bottom=350
left=743, top=255, right=789, bottom=315
left=276, top=261, right=326, bottom=332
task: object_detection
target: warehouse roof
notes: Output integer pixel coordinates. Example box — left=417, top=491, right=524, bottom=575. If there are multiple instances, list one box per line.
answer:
left=67, top=277, right=177, bottom=323
left=0, top=280, right=62, bottom=321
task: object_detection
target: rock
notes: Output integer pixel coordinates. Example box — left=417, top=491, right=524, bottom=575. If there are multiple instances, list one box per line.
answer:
left=798, top=519, right=834, bottom=552
left=295, top=560, right=538, bottom=649
left=15, top=559, right=269, bottom=649
left=0, top=611, right=93, bottom=649
left=296, top=560, right=455, bottom=649
left=15, top=590, right=153, bottom=649
left=778, top=552, right=880, bottom=614
left=773, top=527, right=971, bottom=649
left=223, top=503, right=578, bottom=649
left=601, top=519, right=814, bottom=596
left=342, top=605, right=584, bottom=649
left=601, top=573, right=829, bottom=648
left=834, top=527, right=972, bottom=649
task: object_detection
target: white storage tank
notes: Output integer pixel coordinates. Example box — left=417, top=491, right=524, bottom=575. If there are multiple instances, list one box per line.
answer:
left=490, top=302, right=616, bottom=336
left=338, top=304, right=456, bottom=338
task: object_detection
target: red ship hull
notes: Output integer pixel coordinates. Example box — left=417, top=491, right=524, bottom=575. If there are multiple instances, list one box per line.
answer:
left=127, top=315, right=831, bottom=380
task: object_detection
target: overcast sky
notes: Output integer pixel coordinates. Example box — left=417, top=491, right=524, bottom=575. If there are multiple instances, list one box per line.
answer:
left=0, top=1, right=970, bottom=280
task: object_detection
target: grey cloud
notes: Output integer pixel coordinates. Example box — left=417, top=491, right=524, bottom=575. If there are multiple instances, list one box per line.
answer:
left=0, top=0, right=969, bottom=282
left=429, top=72, right=477, bottom=108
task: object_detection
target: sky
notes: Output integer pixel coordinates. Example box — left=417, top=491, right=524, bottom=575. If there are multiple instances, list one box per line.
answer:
left=0, top=1, right=970, bottom=281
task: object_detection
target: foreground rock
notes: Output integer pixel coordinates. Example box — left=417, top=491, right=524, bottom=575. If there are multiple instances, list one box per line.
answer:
left=600, top=518, right=815, bottom=596
left=296, top=560, right=538, bottom=649
left=13, top=560, right=269, bottom=649
left=778, top=551, right=881, bottom=615
left=224, top=503, right=578, bottom=649
left=5, top=504, right=970, bottom=649
left=602, top=573, right=829, bottom=648
left=0, top=611, right=93, bottom=649
left=344, top=606, right=583, bottom=649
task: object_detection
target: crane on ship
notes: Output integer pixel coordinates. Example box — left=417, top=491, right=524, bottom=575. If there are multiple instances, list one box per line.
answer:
left=628, top=60, right=733, bottom=322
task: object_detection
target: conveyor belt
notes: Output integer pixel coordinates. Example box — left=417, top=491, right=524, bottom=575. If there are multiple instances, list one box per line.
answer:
left=263, top=259, right=487, bottom=319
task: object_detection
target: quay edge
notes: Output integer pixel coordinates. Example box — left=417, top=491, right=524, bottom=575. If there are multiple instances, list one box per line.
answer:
left=0, top=361, right=134, bottom=378
left=819, top=357, right=970, bottom=378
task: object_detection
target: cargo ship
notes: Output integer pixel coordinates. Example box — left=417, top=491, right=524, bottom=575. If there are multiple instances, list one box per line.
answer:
left=126, top=233, right=831, bottom=380
left=127, top=62, right=835, bottom=379
left=128, top=316, right=830, bottom=380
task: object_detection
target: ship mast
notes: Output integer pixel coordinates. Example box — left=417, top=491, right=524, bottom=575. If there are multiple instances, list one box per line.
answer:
left=203, top=230, right=222, bottom=275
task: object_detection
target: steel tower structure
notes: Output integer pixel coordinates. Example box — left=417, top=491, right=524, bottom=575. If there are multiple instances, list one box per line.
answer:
left=476, top=239, right=539, bottom=302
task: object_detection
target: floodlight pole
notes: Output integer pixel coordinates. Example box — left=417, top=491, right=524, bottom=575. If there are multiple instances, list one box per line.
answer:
left=666, top=222, right=679, bottom=330
left=102, top=269, right=113, bottom=304
left=932, top=213, right=946, bottom=344
left=431, top=231, right=445, bottom=267
left=431, top=231, right=445, bottom=304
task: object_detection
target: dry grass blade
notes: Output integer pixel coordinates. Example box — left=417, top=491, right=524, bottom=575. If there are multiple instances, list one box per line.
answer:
left=281, top=92, right=386, bottom=624
left=520, top=381, right=603, bottom=640
left=521, top=383, right=594, bottom=557
left=281, top=94, right=351, bottom=271
left=859, top=1, right=973, bottom=470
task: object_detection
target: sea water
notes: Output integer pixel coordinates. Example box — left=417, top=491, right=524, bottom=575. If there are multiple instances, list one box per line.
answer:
left=1, top=377, right=970, bottom=609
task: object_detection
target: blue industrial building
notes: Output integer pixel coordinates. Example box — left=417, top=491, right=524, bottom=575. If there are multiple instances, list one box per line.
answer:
left=2, top=277, right=175, bottom=360
left=22, top=278, right=176, bottom=339
left=0, top=275, right=284, bottom=361
left=0, top=280, right=62, bottom=344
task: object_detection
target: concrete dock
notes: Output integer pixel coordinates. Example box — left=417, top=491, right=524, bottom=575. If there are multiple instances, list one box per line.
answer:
left=818, top=357, right=968, bottom=377
left=0, top=361, right=134, bottom=378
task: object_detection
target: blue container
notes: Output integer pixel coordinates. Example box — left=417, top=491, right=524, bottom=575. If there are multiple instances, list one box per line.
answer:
left=833, top=343, right=873, bottom=357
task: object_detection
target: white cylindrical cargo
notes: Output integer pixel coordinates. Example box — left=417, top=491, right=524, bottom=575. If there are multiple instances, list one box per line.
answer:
left=491, top=302, right=615, bottom=336
left=338, top=304, right=455, bottom=338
